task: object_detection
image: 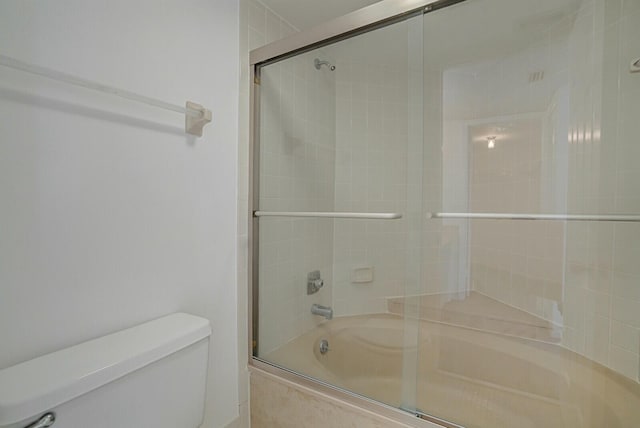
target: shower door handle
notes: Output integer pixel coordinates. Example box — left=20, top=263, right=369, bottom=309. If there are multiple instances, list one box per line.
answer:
left=428, top=212, right=640, bottom=222
left=254, top=211, right=403, bottom=220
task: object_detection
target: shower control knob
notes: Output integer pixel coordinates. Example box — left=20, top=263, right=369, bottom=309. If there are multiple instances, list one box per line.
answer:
left=307, top=270, right=324, bottom=295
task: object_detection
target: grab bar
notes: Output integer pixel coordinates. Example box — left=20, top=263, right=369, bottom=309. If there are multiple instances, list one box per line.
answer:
left=254, top=211, right=403, bottom=220
left=0, top=54, right=212, bottom=137
left=428, top=212, right=640, bottom=222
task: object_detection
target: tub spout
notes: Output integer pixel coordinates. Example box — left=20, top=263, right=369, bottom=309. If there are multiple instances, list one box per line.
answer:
left=311, top=303, right=333, bottom=320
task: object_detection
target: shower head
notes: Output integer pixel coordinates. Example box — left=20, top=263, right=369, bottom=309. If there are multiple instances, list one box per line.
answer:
left=314, top=58, right=335, bottom=71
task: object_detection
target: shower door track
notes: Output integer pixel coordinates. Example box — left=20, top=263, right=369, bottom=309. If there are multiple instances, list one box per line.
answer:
left=249, top=0, right=466, bottom=67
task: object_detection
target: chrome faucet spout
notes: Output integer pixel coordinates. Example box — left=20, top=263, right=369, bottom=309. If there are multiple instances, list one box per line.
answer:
left=311, top=303, right=333, bottom=320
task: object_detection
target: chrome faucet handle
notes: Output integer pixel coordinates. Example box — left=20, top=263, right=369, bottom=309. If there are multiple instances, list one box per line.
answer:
left=307, top=270, right=324, bottom=295
left=25, top=413, right=55, bottom=428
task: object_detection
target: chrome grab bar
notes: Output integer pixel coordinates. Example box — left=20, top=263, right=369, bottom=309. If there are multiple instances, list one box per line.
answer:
left=428, top=212, right=640, bottom=222
left=24, top=413, right=55, bottom=428
left=254, top=211, right=403, bottom=220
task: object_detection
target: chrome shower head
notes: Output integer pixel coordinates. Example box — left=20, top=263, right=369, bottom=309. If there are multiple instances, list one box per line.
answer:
left=314, top=58, right=335, bottom=71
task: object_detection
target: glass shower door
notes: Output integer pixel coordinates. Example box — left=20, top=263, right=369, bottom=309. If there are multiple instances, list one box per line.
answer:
left=253, top=12, right=425, bottom=416
left=418, top=0, right=640, bottom=427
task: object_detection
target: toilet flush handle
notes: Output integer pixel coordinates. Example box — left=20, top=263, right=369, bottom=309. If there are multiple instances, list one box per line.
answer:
left=24, top=413, right=55, bottom=428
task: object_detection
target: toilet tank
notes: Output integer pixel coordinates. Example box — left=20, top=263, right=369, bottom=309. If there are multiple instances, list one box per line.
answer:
left=0, top=313, right=211, bottom=428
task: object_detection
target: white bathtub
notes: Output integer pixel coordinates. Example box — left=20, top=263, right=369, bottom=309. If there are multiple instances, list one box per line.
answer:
left=265, top=313, right=640, bottom=428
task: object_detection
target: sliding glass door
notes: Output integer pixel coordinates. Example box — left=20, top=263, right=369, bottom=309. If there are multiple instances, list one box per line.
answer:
left=418, top=1, right=640, bottom=426
left=252, top=12, right=426, bottom=415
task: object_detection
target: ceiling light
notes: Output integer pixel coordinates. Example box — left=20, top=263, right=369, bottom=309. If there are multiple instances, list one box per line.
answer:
left=487, top=136, right=496, bottom=149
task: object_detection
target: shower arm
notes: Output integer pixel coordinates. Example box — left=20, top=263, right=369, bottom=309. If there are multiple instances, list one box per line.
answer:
left=314, top=58, right=336, bottom=71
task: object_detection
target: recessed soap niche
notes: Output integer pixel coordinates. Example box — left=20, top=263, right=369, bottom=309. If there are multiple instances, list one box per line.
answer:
left=351, top=266, right=374, bottom=284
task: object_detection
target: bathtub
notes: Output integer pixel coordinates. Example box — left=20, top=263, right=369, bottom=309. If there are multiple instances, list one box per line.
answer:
left=265, top=314, right=640, bottom=428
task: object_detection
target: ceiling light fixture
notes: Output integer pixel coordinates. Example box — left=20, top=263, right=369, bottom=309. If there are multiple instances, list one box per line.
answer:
left=487, top=136, right=496, bottom=149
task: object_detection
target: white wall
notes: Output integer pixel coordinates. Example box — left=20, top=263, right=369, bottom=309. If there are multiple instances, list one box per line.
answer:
left=0, top=1, right=239, bottom=426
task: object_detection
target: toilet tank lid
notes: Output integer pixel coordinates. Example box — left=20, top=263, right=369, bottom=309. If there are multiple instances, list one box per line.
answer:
left=0, top=313, right=211, bottom=426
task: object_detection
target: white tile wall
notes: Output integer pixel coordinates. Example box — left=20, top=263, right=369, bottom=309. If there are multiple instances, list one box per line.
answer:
left=257, top=49, right=336, bottom=354
left=328, top=15, right=428, bottom=315
left=442, top=30, right=570, bottom=323
left=562, top=0, right=640, bottom=381
left=331, top=58, right=413, bottom=316
left=440, top=0, right=640, bottom=382
left=468, top=115, right=567, bottom=322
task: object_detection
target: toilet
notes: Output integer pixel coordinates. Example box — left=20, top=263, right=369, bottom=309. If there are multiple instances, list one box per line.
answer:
left=0, top=313, right=211, bottom=428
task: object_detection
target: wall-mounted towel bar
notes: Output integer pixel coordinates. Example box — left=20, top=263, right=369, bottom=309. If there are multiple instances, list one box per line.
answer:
left=0, top=54, right=212, bottom=137
left=254, top=211, right=403, bottom=220
left=428, top=212, right=640, bottom=222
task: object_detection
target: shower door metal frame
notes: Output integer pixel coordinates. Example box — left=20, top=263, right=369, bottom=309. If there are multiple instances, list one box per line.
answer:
left=248, top=1, right=467, bottom=427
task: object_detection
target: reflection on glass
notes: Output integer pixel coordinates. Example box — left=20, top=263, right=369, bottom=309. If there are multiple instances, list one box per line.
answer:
left=419, top=0, right=640, bottom=426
